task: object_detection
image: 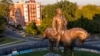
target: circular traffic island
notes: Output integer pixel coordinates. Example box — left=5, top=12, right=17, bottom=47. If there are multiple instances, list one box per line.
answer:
left=43, top=53, right=61, bottom=56
left=17, top=50, right=100, bottom=56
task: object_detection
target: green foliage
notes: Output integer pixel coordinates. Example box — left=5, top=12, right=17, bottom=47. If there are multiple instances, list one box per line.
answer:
left=28, top=1, right=100, bottom=35
left=16, top=24, right=22, bottom=30
left=0, top=0, right=13, bottom=16
left=0, top=37, right=16, bottom=44
left=75, top=5, right=100, bottom=20
left=0, top=0, right=13, bottom=38
left=38, top=18, right=52, bottom=34
left=40, top=0, right=100, bottom=34
left=0, top=16, right=6, bottom=37
left=72, top=5, right=100, bottom=33
left=42, top=4, right=58, bottom=19
left=93, top=14, right=100, bottom=33
left=42, top=0, right=78, bottom=21
left=40, top=0, right=78, bottom=34
left=68, top=15, right=100, bottom=34
left=25, top=22, right=41, bottom=35
left=57, top=0, right=78, bottom=21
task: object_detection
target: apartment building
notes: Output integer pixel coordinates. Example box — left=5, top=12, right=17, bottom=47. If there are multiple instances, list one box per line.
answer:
left=9, top=0, right=41, bottom=28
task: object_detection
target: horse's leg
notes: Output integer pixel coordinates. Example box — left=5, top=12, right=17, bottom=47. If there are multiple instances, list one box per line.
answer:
left=62, top=45, right=67, bottom=56
left=49, top=41, right=53, bottom=52
left=56, top=32, right=62, bottom=51
left=70, top=46, right=74, bottom=56
left=56, top=35, right=61, bottom=51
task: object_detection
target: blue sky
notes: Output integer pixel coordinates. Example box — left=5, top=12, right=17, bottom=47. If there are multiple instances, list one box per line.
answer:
left=13, top=0, right=100, bottom=6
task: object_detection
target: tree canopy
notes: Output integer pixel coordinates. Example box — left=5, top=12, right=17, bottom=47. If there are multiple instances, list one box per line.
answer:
left=0, top=0, right=13, bottom=16
left=39, top=0, right=78, bottom=34
left=26, top=0, right=100, bottom=35
left=42, top=0, right=78, bottom=21
left=0, top=0, right=13, bottom=38
left=41, top=1, right=100, bottom=34
left=75, top=5, right=100, bottom=20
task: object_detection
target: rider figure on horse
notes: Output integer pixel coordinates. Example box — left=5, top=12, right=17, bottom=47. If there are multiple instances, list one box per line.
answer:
left=52, top=8, right=67, bottom=35
left=52, top=8, right=67, bottom=49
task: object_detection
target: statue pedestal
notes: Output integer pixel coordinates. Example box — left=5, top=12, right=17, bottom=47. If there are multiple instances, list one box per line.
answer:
left=43, top=53, right=61, bottom=56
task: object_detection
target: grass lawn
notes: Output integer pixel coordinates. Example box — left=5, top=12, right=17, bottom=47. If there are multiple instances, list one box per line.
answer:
left=17, top=50, right=100, bottom=56
left=0, top=37, right=17, bottom=45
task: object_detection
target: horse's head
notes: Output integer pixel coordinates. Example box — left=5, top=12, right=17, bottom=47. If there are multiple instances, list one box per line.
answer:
left=79, top=33, right=90, bottom=46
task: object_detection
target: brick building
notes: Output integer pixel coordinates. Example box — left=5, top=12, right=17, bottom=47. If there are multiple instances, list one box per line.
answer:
left=9, top=0, right=41, bottom=28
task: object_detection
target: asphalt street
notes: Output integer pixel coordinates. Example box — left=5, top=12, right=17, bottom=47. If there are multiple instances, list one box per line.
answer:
left=0, top=27, right=100, bottom=55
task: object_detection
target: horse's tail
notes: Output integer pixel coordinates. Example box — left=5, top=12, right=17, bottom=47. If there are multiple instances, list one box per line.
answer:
left=41, top=29, right=48, bottom=41
left=42, top=34, right=46, bottom=41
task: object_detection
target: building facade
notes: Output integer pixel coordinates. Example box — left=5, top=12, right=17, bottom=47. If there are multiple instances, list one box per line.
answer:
left=9, top=0, right=41, bottom=27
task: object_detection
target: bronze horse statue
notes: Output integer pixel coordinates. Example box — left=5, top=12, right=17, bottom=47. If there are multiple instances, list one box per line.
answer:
left=43, top=27, right=89, bottom=56
left=56, top=28, right=89, bottom=56
left=43, top=28, right=58, bottom=52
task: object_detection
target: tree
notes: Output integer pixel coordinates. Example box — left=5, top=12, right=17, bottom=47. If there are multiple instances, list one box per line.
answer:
left=42, top=4, right=58, bottom=19
left=42, top=0, right=78, bottom=21
left=0, top=0, right=13, bottom=37
left=75, top=5, right=100, bottom=20
left=0, top=0, right=13, bottom=23
left=25, top=22, right=39, bottom=35
left=0, top=16, right=6, bottom=40
left=38, top=18, right=52, bottom=34
left=57, top=0, right=78, bottom=21
left=40, top=0, right=78, bottom=34
left=70, top=5, right=100, bottom=34
left=31, top=1, right=100, bottom=35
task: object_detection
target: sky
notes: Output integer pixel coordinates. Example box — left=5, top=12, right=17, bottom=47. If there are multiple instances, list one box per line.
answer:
left=13, top=0, right=100, bottom=6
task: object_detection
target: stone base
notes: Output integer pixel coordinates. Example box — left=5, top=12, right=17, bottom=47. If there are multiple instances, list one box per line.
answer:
left=43, top=53, right=61, bottom=56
